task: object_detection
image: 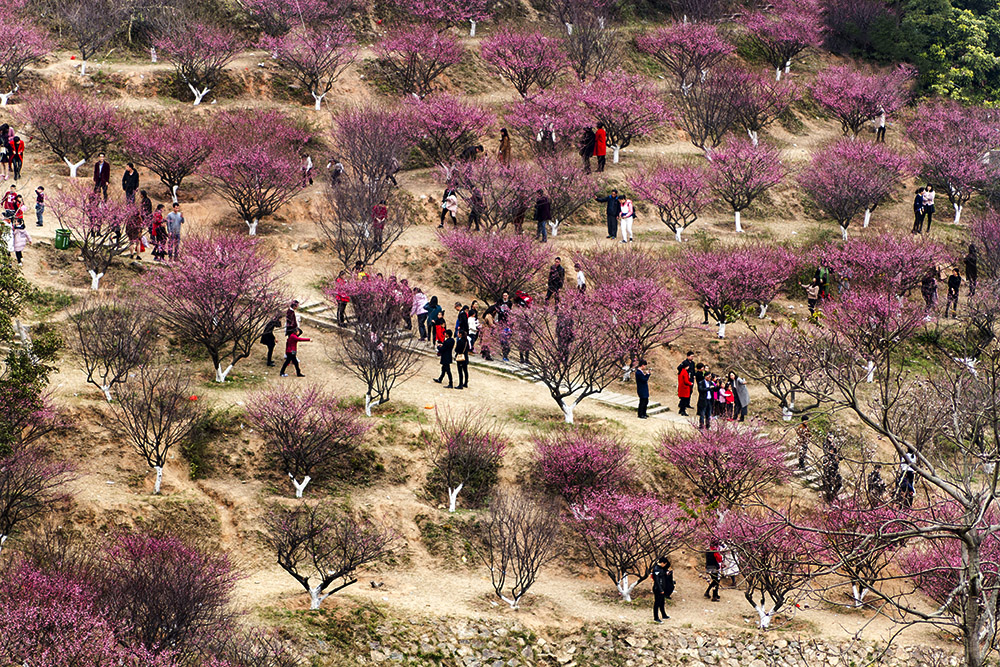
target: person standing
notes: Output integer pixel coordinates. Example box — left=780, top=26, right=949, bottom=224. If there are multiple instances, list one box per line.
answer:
left=695, top=363, right=711, bottom=430
left=534, top=189, right=551, bottom=243
left=2, top=184, right=16, bottom=222
left=575, top=262, right=586, bottom=293
left=454, top=302, right=469, bottom=337
left=33, top=186, right=44, bottom=227
left=618, top=193, right=635, bottom=243
left=732, top=372, right=749, bottom=422
left=497, top=128, right=511, bottom=166
left=468, top=305, right=480, bottom=352
left=596, top=189, right=620, bottom=239
left=652, top=556, right=673, bottom=623
left=677, top=359, right=694, bottom=417
left=280, top=328, right=309, bottom=377
left=635, top=360, right=650, bottom=419
left=93, top=153, right=111, bottom=200
left=593, top=122, right=607, bottom=173
left=139, top=190, right=152, bottom=217
left=165, top=202, right=184, bottom=260
left=260, top=315, right=281, bottom=366
left=150, top=204, right=167, bottom=261
left=302, top=154, right=314, bottom=186
left=285, top=300, right=300, bottom=336
left=545, top=257, right=565, bottom=303
left=945, top=267, right=962, bottom=318
left=579, top=127, right=596, bottom=173
left=965, top=244, right=978, bottom=297
left=875, top=107, right=886, bottom=143
left=10, top=135, right=24, bottom=181
left=372, top=199, right=387, bottom=251
left=801, top=279, right=821, bottom=314
left=921, top=269, right=938, bottom=311
left=439, top=188, right=458, bottom=228
left=923, top=186, right=936, bottom=230
left=911, top=188, right=926, bottom=234
left=455, top=329, right=470, bottom=389
left=704, top=545, right=722, bottom=602
left=434, top=329, right=455, bottom=388
left=720, top=545, right=740, bottom=586
left=121, top=163, right=139, bottom=204
left=412, top=287, right=429, bottom=339
left=11, top=196, right=29, bottom=265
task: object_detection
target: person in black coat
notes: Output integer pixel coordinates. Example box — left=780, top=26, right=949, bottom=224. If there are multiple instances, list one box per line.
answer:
left=945, top=267, right=962, bottom=318
left=965, top=244, right=978, bottom=297
left=635, top=359, right=650, bottom=419
left=434, top=329, right=455, bottom=387
left=695, top=363, right=711, bottom=430
left=596, top=189, right=620, bottom=239
left=545, top=257, right=565, bottom=303
left=579, top=127, right=597, bottom=173
left=260, top=315, right=281, bottom=366
left=455, top=330, right=470, bottom=389
left=122, top=163, right=140, bottom=204
left=912, top=188, right=926, bottom=234
left=534, top=190, right=551, bottom=243
left=652, top=556, right=674, bottom=623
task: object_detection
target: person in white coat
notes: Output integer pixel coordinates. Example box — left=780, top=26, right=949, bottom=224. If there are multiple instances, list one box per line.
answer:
left=618, top=194, right=635, bottom=243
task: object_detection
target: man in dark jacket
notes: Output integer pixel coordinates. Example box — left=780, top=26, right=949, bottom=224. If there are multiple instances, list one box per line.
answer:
left=596, top=189, right=620, bottom=239
left=534, top=190, right=551, bottom=243
left=635, top=359, right=650, bottom=419
left=652, top=556, right=674, bottom=623
left=579, top=127, right=597, bottom=173
left=434, top=329, right=455, bottom=388
left=945, top=267, right=962, bottom=318
left=93, top=153, right=111, bottom=200
left=545, top=257, right=565, bottom=303
left=695, top=363, right=711, bottom=430
left=965, top=244, right=978, bottom=297
left=121, top=163, right=140, bottom=204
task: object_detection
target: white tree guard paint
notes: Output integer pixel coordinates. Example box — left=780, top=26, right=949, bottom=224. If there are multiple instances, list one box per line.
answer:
left=154, top=466, right=164, bottom=494
left=246, top=219, right=259, bottom=235
left=188, top=83, right=211, bottom=106
left=290, top=473, right=312, bottom=498
left=64, top=157, right=87, bottom=178
left=447, top=482, right=464, bottom=512
left=88, top=270, right=105, bottom=290
left=215, top=363, right=234, bottom=383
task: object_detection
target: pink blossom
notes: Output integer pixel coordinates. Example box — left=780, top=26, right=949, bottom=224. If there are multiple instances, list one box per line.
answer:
left=732, top=69, right=800, bottom=145
left=504, top=88, right=590, bottom=154
left=0, top=15, right=51, bottom=105
left=391, top=0, right=489, bottom=26
left=811, top=63, right=915, bottom=136
left=535, top=432, right=634, bottom=501
left=262, top=25, right=357, bottom=110
left=445, top=159, right=535, bottom=232
left=530, top=153, right=602, bottom=232
left=742, top=0, right=824, bottom=78
left=156, top=24, right=242, bottom=105
left=242, top=0, right=349, bottom=37
left=819, top=234, right=951, bottom=295
left=591, top=278, right=687, bottom=360
left=481, top=29, right=569, bottom=98
left=51, top=188, right=137, bottom=289
left=408, top=94, right=495, bottom=166
left=439, top=228, right=551, bottom=304
left=578, top=69, right=672, bottom=163
left=627, top=162, right=713, bottom=241
left=125, top=115, right=215, bottom=202
left=375, top=25, right=464, bottom=98
left=635, top=22, right=734, bottom=89
left=709, top=138, right=785, bottom=232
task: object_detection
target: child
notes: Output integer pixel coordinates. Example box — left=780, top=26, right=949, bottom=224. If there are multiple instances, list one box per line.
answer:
left=34, top=186, right=44, bottom=226
left=280, top=328, right=310, bottom=377
left=720, top=381, right=734, bottom=419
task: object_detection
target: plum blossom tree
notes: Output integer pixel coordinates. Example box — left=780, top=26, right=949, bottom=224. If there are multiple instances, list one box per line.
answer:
left=577, top=244, right=666, bottom=285
left=715, top=512, right=813, bottom=629
left=742, top=0, right=824, bottom=80
left=732, top=70, right=800, bottom=146
left=560, top=9, right=622, bottom=83
left=334, top=104, right=415, bottom=186
left=733, top=323, right=827, bottom=419
left=110, top=365, right=203, bottom=495
left=819, top=233, right=950, bottom=296
left=51, top=190, right=137, bottom=289
left=69, top=295, right=156, bottom=402
left=319, top=182, right=412, bottom=270
left=157, top=24, right=242, bottom=105
left=709, top=138, right=784, bottom=233
left=593, top=278, right=687, bottom=363
left=375, top=25, right=463, bottom=99
left=246, top=386, right=369, bottom=497
left=429, top=410, right=507, bottom=512
left=262, top=25, right=356, bottom=110
left=409, top=94, right=495, bottom=167
left=481, top=29, right=569, bottom=98
left=440, top=229, right=550, bottom=306
left=504, top=88, right=589, bottom=155
left=446, top=159, right=534, bottom=232
left=675, top=67, right=747, bottom=154
left=908, top=100, right=1000, bottom=225
left=145, top=234, right=286, bottom=383
left=262, top=502, right=398, bottom=609
left=531, top=154, right=602, bottom=235
left=0, top=445, right=72, bottom=555
left=811, top=63, right=915, bottom=136
left=241, top=0, right=348, bottom=37
left=0, top=15, right=51, bottom=105
left=570, top=491, right=692, bottom=601
left=535, top=432, right=634, bottom=502
left=799, top=138, right=907, bottom=239
left=125, top=115, right=215, bottom=203
left=659, top=421, right=789, bottom=506
left=580, top=69, right=671, bottom=164
left=674, top=244, right=799, bottom=336
left=392, top=0, right=489, bottom=36
left=57, top=0, right=126, bottom=76
left=18, top=90, right=124, bottom=177
left=204, top=146, right=303, bottom=236
left=332, top=276, right=421, bottom=415
left=635, top=22, right=734, bottom=90
left=472, top=488, right=559, bottom=610
left=627, top=163, right=713, bottom=242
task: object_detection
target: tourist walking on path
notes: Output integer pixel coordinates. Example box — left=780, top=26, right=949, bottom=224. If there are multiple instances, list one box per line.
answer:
left=618, top=194, right=635, bottom=243
left=413, top=287, right=429, bottom=340
left=33, top=187, right=44, bottom=226
left=965, top=244, right=978, bottom=297
left=150, top=205, right=167, bottom=261
left=944, top=267, right=962, bottom=318
left=439, top=188, right=458, bottom=228
left=455, top=329, right=470, bottom=389
left=122, top=163, right=139, bottom=204
left=801, top=279, right=821, bottom=314
left=534, top=190, right=551, bottom=243
left=704, top=545, right=722, bottom=601
left=695, top=363, right=711, bottom=429
left=596, top=189, right=620, bottom=239
left=285, top=300, right=300, bottom=336
left=635, top=360, right=650, bottom=419
left=875, top=107, right=886, bottom=143
left=545, top=257, right=565, bottom=303
left=593, top=123, right=607, bottom=172
left=93, top=153, right=111, bottom=200
left=260, top=315, right=281, bottom=366
left=280, top=328, right=309, bottom=377
left=652, top=556, right=673, bottom=623
left=165, top=203, right=184, bottom=260
left=434, top=329, right=455, bottom=388
left=575, top=262, right=586, bottom=293
left=335, top=271, right=351, bottom=325
left=497, top=128, right=511, bottom=166
left=921, top=270, right=938, bottom=312
left=11, top=197, right=30, bottom=265
left=923, top=186, right=936, bottom=230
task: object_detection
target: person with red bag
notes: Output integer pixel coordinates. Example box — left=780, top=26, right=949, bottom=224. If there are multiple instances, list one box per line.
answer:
left=704, top=544, right=723, bottom=602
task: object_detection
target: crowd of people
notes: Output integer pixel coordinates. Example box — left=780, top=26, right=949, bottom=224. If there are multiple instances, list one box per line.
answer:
left=674, top=352, right=750, bottom=427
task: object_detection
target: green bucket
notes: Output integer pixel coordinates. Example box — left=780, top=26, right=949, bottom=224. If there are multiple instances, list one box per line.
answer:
left=54, top=228, right=71, bottom=250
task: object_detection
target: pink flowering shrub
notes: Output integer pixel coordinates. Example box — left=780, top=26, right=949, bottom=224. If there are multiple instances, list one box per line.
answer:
left=534, top=432, right=634, bottom=501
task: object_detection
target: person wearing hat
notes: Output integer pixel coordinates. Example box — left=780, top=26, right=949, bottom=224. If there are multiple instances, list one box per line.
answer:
left=286, top=300, right=300, bottom=336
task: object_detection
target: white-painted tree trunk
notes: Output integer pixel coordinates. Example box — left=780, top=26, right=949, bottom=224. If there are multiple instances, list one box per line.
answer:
left=188, top=83, right=210, bottom=106
left=80, top=60, right=88, bottom=76
left=64, top=157, right=86, bottom=178
left=562, top=403, right=575, bottom=424
left=100, top=384, right=112, bottom=403
left=469, top=20, right=477, bottom=36
left=215, top=363, right=234, bottom=383
left=598, top=17, right=605, bottom=29
left=841, top=225, right=849, bottom=241
left=954, top=203, right=963, bottom=224
left=758, top=303, right=768, bottom=319
left=0, top=90, right=14, bottom=106
left=775, top=67, right=782, bottom=81
left=734, top=210, right=743, bottom=233
left=612, top=145, right=621, bottom=163
left=747, top=129, right=759, bottom=146
left=675, top=227, right=683, bottom=242
left=718, top=321, right=727, bottom=338
left=865, top=360, right=875, bottom=383
left=365, top=393, right=374, bottom=417
left=290, top=473, right=312, bottom=498
left=785, top=60, right=791, bottom=73
left=863, top=208, right=872, bottom=228
left=499, top=594, right=519, bottom=609
left=311, top=91, right=326, bottom=111
left=565, top=22, right=573, bottom=35
left=150, top=47, right=157, bottom=63
left=756, top=602, right=776, bottom=629
left=153, top=466, right=163, bottom=494
left=171, top=185, right=179, bottom=204
left=616, top=574, right=637, bottom=602
left=549, top=219, right=560, bottom=236
left=88, top=270, right=104, bottom=290
left=782, top=403, right=794, bottom=421
left=309, top=585, right=329, bottom=610
left=246, top=218, right=259, bottom=235
left=851, top=583, right=868, bottom=607
left=0, top=534, right=6, bottom=557
left=447, top=482, right=464, bottom=513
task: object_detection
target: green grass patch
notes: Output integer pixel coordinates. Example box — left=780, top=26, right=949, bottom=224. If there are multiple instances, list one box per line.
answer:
left=26, top=287, right=76, bottom=319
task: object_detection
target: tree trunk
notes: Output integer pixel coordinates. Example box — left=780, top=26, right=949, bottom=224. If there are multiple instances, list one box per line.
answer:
left=246, top=218, right=259, bottom=235
left=309, top=585, right=327, bottom=610
left=100, top=384, right=112, bottom=403
left=734, top=210, right=743, bottom=233
left=562, top=402, right=575, bottom=424
left=188, top=83, right=210, bottom=106
left=616, top=574, right=637, bottom=602
left=64, top=157, right=86, bottom=178
left=150, top=47, right=157, bottom=63
left=840, top=224, right=848, bottom=241
left=963, top=539, right=986, bottom=667
left=612, top=145, right=620, bottom=164
left=565, top=22, right=573, bottom=35
left=775, top=68, right=782, bottom=81
left=747, top=129, right=759, bottom=146
left=469, top=20, right=477, bottom=36
left=171, top=185, right=179, bottom=204
left=290, top=474, right=312, bottom=498
left=499, top=593, right=519, bottom=609
left=756, top=602, right=775, bottom=629
left=365, top=393, right=374, bottom=417
left=215, top=363, right=234, bottom=383
left=785, top=60, right=791, bottom=73
left=851, top=583, right=867, bottom=607
left=0, top=90, right=14, bottom=106
left=758, top=303, right=768, bottom=319
left=549, top=219, right=560, bottom=236
left=675, top=227, right=683, bottom=242
left=88, top=270, right=104, bottom=290
left=863, top=208, right=872, bottom=228
left=311, top=91, right=326, bottom=111
left=0, top=534, right=6, bottom=557
left=865, top=360, right=875, bottom=383
left=153, top=466, right=163, bottom=494
left=718, top=321, right=726, bottom=338
left=80, top=60, right=88, bottom=76
left=955, top=203, right=964, bottom=225
left=447, top=483, right=463, bottom=512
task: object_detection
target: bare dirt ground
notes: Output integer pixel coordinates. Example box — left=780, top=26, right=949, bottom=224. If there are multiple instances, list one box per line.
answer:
left=0, top=42, right=962, bottom=656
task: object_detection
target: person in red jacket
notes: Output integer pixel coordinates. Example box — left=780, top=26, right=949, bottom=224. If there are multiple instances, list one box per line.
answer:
left=593, top=122, right=607, bottom=173
left=677, top=363, right=694, bottom=416
left=280, top=328, right=310, bottom=377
